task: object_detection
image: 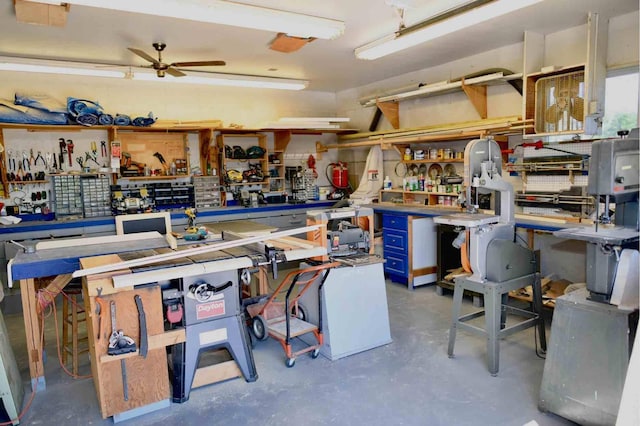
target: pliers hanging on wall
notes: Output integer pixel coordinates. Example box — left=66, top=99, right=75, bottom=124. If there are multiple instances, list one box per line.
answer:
left=22, top=151, right=30, bottom=171
left=7, top=150, right=15, bottom=171
left=101, top=140, right=107, bottom=157
left=35, top=151, right=46, bottom=167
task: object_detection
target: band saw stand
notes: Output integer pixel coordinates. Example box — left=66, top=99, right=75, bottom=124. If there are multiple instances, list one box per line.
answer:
left=539, top=131, right=640, bottom=425
left=434, top=137, right=546, bottom=376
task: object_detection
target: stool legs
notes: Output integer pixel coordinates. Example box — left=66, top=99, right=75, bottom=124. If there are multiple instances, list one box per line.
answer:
left=62, top=293, right=87, bottom=376
left=447, top=283, right=465, bottom=358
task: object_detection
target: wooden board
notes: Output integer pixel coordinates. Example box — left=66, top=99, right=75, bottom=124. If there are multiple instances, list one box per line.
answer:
left=119, top=132, right=188, bottom=175
left=82, top=255, right=169, bottom=419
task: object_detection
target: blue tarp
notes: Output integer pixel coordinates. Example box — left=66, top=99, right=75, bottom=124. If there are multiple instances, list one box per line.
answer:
left=0, top=98, right=67, bottom=125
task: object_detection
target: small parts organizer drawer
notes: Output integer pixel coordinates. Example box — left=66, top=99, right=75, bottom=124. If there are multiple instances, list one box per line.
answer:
left=382, top=214, right=408, bottom=231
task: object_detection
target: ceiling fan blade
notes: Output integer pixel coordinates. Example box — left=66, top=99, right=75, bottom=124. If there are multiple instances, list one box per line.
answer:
left=171, top=60, right=226, bottom=67
left=165, top=67, right=187, bottom=77
left=128, top=47, right=160, bottom=65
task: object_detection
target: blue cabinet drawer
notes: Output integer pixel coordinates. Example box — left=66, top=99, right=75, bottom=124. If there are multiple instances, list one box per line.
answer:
left=383, top=229, right=407, bottom=252
left=384, top=251, right=407, bottom=276
left=382, top=214, right=408, bottom=231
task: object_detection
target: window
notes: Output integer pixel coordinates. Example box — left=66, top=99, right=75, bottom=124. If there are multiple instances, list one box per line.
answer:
left=602, top=68, right=639, bottom=137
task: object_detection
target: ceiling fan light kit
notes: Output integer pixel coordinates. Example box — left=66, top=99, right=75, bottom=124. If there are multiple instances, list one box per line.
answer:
left=355, top=0, right=544, bottom=60
left=31, top=0, right=345, bottom=39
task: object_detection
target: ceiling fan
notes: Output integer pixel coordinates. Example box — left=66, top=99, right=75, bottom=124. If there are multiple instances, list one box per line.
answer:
left=128, top=42, right=226, bottom=78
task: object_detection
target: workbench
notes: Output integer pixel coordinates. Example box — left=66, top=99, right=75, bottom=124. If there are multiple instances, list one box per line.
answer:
left=9, top=234, right=170, bottom=391
left=9, top=223, right=326, bottom=394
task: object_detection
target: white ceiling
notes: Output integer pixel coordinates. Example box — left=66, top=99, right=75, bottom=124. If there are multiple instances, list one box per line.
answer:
left=0, top=0, right=637, bottom=92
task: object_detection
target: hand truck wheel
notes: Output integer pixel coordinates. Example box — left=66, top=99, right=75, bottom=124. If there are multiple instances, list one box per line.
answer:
left=251, top=315, right=269, bottom=341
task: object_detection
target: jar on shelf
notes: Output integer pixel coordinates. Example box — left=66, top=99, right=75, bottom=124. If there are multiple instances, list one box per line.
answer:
left=444, top=148, right=452, bottom=159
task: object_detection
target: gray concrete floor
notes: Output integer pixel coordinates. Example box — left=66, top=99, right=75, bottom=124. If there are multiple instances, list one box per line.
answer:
left=2, top=279, right=575, bottom=426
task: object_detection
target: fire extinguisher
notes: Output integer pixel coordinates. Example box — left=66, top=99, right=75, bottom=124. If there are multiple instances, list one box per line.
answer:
left=326, top=161, right=349, bottom=189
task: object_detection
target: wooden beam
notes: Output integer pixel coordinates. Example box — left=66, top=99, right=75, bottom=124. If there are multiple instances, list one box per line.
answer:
left=461, top=78, right=488, bottom=119
left=376, top=100, right=399, bottom=129
left=339, top=115, right=521, bottom=141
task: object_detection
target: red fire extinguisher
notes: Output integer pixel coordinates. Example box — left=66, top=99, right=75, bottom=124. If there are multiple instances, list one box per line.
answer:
left=326, top=161, right=349, bottom=189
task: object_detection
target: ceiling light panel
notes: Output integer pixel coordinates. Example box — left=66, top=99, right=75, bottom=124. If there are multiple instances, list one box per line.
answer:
left=37, top=0, right=345, bottom=39
left=355, top=0, right=544, bottom=60
left=0, top=57, right=125, bottom=78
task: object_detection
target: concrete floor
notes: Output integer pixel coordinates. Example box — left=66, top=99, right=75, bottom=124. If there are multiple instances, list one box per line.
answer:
left=1, top=279, right=575, bottom=426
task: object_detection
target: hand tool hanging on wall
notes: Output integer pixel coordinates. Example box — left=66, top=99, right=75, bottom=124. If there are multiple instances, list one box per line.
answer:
left=95, top=288, right=107, bottom=340
left=22, top=151, right=30, bottom=171
left=7, top=150, right=14, bottom=171
left=76, top=157, right=84, bottom=169
left=108, top=301, right=136, bottom=401
left=52, top=151, right=58, bottom=170
left=91, top=141, right=97, bottom=158
left=58, top=138, right=66, bottom=166
left=35, top=151, right=45, bottom=167
left=153, top=152, right=169, bottom=172
left=100, top=140, right=107, bottom=158
left=134, top=295, right=148, bottom=358
left=29, top=149, right=36, bottom=167
left=66, top=139, right=74, bottom=165
left=85, top=151, right=100, bottom=166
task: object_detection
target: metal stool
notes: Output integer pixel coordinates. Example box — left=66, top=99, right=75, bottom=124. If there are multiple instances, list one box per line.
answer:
left=61, top=283, right=89, bottom=375
left=448, top=272, right=546, bottom=376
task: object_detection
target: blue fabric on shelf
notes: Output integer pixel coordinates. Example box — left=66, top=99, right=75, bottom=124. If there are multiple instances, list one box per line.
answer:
left=14, top=93, right=67, bottom=113
left=0, top=98, right=67, bottom=124
left=67, top=97, right=106, bottom=126
left=76, top=113, right=99, bottom=126
left=67, top=97, right=103, bottom=116
left=98, top=113, right=114, bottom=125
left=132, top=112, right=156, bottom=127
left=114, top=114, right=131, bottom=126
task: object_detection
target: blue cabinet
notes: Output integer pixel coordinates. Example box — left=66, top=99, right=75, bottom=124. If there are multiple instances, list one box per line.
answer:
left=382, top=213, right=437, bottom=289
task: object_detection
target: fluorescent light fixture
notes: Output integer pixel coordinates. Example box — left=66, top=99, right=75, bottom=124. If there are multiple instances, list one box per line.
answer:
left=0, top=57, right=125, bottom=78
left=30, top=0, right=344, bottom=39
left=355, top=0, right=544, bottom=60
left=0, top=56, right=308, bottom=90
left=132, top=71, right=308, bottom=91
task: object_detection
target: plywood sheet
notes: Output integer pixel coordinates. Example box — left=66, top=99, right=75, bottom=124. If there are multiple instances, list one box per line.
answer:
left=119, top=132, right=188, bottom=175
left=83, top=255, right=169, bottom=419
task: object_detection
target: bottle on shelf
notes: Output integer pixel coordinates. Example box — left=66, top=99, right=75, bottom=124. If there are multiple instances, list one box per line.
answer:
left=383, top=175, right=392, bottom=190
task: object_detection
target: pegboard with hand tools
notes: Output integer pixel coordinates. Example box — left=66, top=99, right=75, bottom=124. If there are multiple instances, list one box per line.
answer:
left=1, top=128, right=113, bottom=215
